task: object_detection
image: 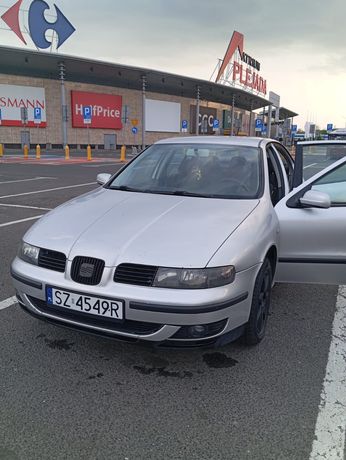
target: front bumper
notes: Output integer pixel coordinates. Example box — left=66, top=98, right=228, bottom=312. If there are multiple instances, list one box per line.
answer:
left=11, top=257, right=259, bottom=346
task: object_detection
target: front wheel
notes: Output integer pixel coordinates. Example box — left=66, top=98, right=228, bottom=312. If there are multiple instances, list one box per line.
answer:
left=243, top=259, right=272, bottom=346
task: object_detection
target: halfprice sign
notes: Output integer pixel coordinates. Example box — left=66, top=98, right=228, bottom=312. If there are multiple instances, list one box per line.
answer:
left=71, top=91, right=123, bottom=129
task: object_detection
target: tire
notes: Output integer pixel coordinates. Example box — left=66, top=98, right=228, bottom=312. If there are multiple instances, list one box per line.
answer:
left=243, top=259, right=272, bottom=346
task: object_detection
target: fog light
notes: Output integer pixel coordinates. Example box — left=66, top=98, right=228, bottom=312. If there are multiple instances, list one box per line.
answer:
left=189, top=325, right=208, bottom=338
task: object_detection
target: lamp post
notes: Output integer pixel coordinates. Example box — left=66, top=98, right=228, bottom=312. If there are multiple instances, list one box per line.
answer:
left=59, top=62, right=68, bottom=147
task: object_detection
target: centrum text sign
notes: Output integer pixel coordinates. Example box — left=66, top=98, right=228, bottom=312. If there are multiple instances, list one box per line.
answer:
left=71, top=91, right=123, bottom=129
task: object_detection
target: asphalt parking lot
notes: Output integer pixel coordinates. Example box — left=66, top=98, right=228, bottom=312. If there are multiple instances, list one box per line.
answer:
left=0, top=156, right=345, bottom=460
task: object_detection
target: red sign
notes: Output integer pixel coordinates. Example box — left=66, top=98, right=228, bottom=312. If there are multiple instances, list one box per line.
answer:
left=216, top=31, right=267, bottom=96
left=71, top=91, right=123, bottom=129
left=232, top=62, right=267, bottom=95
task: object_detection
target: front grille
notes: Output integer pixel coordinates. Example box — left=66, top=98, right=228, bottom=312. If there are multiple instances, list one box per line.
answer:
left=114, top=264, right=158, bottom=287
left=28, top=296, right=163, bottom=335
left=38, top=249, right=66, bottom=273
left=71, top=256, right=105, bottom=286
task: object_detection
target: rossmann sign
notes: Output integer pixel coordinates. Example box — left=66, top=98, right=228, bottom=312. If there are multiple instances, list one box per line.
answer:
left=71, top=91, right=123, bottom=129
left=216, top=31, right=267, bottom=95
left=0, top=84, right=46, bottom=127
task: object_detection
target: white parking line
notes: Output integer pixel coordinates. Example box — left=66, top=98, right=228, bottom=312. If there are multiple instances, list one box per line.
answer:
left=0, top=215, right=43, bottom=228
left=304, top=163, right=318, bottom=169
left=0, top=296, right=17, bottom=311
left=0, top=177, right=56, bottom=185
left=82, top=163, right=119, bottom=168
left=0, top=203, right=52, bottom=211
left=309, top=285, right=346, bottom=460
left=0, top=182, right=96, bottom=199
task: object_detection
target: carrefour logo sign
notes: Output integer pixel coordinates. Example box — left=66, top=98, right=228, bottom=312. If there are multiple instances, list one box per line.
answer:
left=1, top=0, right=75, bottom=49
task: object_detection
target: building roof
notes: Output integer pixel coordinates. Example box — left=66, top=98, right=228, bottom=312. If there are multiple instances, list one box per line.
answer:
left=278, top=107, right=299, bottom=119
left=260, top=107, right=299, bottom=120
left=0, top=45, right=275, bottom=113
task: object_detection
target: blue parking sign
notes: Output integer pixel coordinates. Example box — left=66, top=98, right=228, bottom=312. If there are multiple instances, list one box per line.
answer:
left=213, top=119, right=220, bottom=130
left=181, top=120, right=188, bottom=132
left=132, top=127, right=138, bottom=134
left=291, top=125, right=297, bottom=132
left=255, top=119, right=263, bottom=131
left=83, top=106, right=92, bottom=124
left=327, top=123, right=333, bottom=131
left=34, top=107, right=42, bottom=124
left=34, top=107, right=41, bottom=119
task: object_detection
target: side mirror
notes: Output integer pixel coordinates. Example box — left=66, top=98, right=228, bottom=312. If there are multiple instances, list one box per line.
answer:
left=96, top=173, right=112, bottom=186
left=300, top=190, right=331, bottom=209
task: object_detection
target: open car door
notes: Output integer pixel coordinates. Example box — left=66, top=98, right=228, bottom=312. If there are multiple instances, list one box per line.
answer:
left=275, top=141, right=346, bottom=285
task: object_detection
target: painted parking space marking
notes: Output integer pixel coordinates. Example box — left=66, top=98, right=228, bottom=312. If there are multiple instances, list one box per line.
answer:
left=0, top=215, right=44, bottom=228
left=0, top=203, right=52, bottom=211
left=0, top=297, right=17, bottom=311
left=0, top=182, right=96, bottom=200
left=0, top=177, right=56, bottom=185
left=304, top=163, right=318, bottom=169
left=309, top=285, right=346, bottom=460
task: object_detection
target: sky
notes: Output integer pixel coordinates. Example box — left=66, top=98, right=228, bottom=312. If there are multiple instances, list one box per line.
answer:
left=1, top=0, right=346, bottom=130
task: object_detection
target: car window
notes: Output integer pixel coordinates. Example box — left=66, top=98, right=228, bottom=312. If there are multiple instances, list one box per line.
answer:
left=266, top=145, right=285, bottom=205
left=299, top=143, right=346, bottom=181
left=272, top=144, right=294, bottom=188
left=311, top=163, right=346, bottom=205
left=109, top=143, right=262, bottom=199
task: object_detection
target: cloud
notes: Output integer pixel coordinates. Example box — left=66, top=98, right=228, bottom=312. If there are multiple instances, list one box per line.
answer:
left=53, top=0, right=346, bottom=76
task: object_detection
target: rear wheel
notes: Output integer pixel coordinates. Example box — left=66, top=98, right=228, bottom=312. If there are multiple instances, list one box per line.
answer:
left=244, top=259, right=272, bottom=345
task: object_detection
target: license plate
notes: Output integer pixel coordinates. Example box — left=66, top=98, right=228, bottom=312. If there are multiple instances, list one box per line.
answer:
left=46, top=287, right=124, bottom=320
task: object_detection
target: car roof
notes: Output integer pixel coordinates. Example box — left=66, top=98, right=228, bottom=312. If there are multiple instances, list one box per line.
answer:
left=297, top=140, right=346, bottom=145
left=155, top=136, right=269, bottom=148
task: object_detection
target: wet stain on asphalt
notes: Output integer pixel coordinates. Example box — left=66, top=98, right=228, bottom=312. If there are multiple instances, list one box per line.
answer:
left=44, top=339, right=75, bottom=351
left=0, top=447, right=19, bottom=460
left=203, top=352, right=238, bottom=369
left=133, top=365, right=193, bottom=379
left=88, top=373, right=104, bottom=380
left=144, top=356, right=170, bottom=368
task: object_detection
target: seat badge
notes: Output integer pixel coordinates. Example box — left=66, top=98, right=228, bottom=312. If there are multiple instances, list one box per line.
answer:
left=79, top=263, right=94, bottom=278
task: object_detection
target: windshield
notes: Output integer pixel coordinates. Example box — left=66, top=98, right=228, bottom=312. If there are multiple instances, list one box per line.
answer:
left=300, top=142, right=346, bottom=181
left=109, top=143, right=262, bottom=199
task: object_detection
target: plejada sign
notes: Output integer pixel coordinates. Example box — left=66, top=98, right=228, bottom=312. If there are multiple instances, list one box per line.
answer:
left=216, top=31, right=267, bottom=96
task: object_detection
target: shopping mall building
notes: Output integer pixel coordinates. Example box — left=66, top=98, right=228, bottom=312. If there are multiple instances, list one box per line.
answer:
left=0, top=32, right=298, bottom=150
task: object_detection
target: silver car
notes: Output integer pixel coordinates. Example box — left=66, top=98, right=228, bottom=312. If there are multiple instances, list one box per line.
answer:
left=11, top=137, right=346, bottom=347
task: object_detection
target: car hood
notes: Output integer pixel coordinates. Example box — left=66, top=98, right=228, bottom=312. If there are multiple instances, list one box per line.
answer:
left=25, top=188, right=259, bottom=268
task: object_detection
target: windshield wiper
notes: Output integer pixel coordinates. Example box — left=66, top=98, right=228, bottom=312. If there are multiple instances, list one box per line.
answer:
left=169, top=190, right=212, bottom=198
left=144, top=190, right=216, bottom=198
left=110, top=186, right=216, bottom=198
left=110, top=185, right=142, bottom=192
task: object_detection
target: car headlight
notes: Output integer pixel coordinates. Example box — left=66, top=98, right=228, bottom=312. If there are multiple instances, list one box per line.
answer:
left=153, top=266, right=235, bottom=289
left=19, top=242, right=40, bottom=265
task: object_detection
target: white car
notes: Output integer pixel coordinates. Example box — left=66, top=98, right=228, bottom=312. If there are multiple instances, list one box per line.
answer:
left=11, top=138, right=346, bottom=347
